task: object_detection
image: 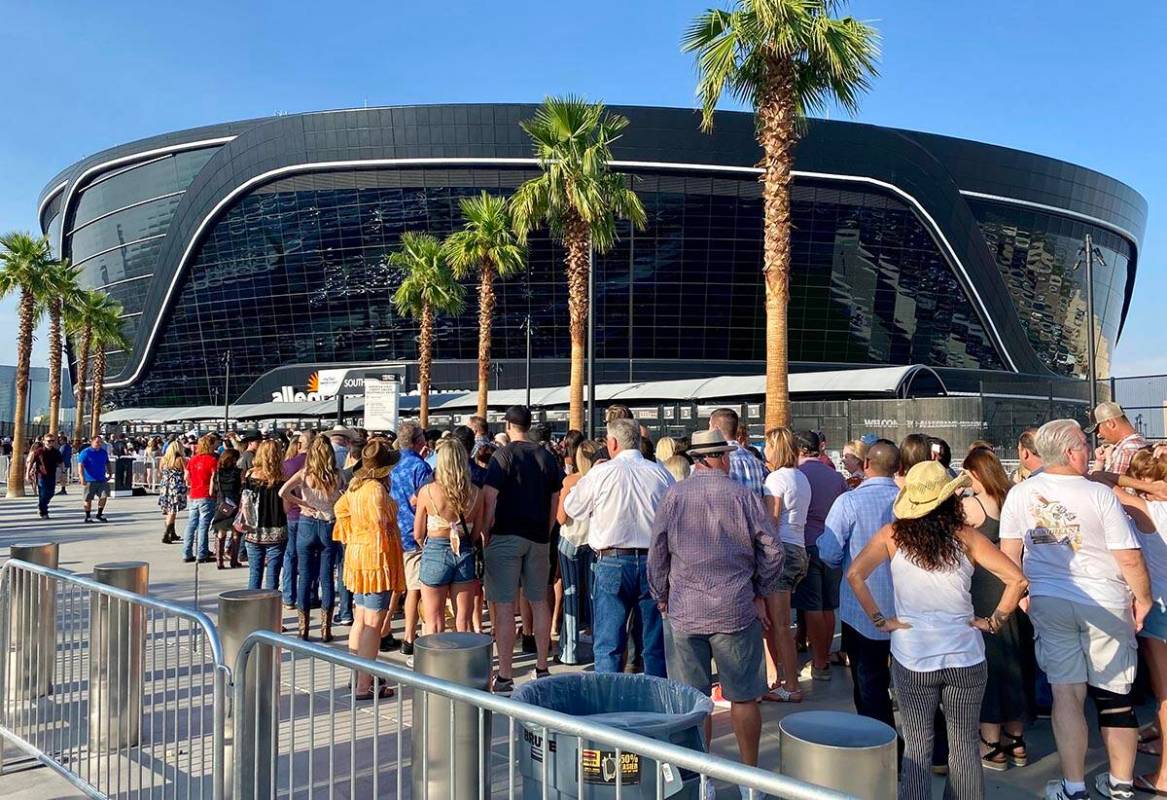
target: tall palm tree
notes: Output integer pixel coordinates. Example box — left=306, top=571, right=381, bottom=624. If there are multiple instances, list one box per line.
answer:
left=683, top=0, right=878, bottom=427
left=510, top=97, right=646, bottom=432
left=0, top=232, right=55, bottom=496
left=87, top=302, right=128, bottom=438
left=443, top=191, right=527, bottom=418
left=389, top=232, right=466, bottom=428
left=38, top=259, right=82, bottom=436
left=66, top=290, right=118, bottom=441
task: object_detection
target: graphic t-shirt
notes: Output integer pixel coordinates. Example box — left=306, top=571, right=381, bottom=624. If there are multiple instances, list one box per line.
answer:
left=78, top=446, right=110, bottom=483
left=763, top=466, right=811, bottom=547
left=485, top=440, right=563, bottom=543
left=999, top=472, right=1140, bottom=609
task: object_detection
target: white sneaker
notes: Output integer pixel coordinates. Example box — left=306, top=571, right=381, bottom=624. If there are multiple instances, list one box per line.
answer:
left=1094, top=773, right=1134, bottom=800
left=1045, top=779, right=1089, bottom=800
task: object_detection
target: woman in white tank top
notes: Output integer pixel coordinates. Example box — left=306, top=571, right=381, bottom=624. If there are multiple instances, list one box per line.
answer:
left=847, top=461, right=1027, bottom=800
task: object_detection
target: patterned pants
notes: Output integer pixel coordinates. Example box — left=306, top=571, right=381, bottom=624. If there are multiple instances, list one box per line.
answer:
left=892, top=658, right=987, bottom=800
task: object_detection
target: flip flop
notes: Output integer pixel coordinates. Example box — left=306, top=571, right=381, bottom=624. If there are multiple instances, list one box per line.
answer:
left=1141, top=728, right=1161, bottom=745
left=1134, top=775, right=1167, bottom=797
left=1140, top=740, right=1163, bottom=757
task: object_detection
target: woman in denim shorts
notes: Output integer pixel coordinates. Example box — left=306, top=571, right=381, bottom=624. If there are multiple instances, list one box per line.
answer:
left=415, top=440, right=483, bottom=634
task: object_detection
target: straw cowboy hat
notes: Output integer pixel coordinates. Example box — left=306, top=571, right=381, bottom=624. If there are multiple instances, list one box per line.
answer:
left=686, top=430, right=735, bottom=458
left=893, top=461, right=971, bottom=520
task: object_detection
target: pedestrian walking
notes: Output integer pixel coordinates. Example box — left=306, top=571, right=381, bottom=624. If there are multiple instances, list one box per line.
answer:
left=183, top=434, right=218, bottom=564
left=241, top=440, right=289, bottom=591
left=77, top=435, right=112, bottom=523
left=56, top=435, right=71, bottom=496
left=31, top=434, right=63, bottom=519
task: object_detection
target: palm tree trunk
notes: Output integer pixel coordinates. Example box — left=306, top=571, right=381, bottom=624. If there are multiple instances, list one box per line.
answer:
left=564, top=213, right=590, bottom=432
left=5, top=290, right=35, bottom=497
left=418, top=303, right=434, bottom=428
left=476, top=261, right=496, bottom=418
left=47, top=300, right=62, bottom=436
left=90, top=350, right=106, bottom=439
left=758, top=65, right=796, bottom=429
left=73, top=326, right=91, bottom=438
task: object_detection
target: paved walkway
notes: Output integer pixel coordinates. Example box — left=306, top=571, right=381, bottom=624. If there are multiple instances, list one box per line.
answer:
left=0, top=492, right=1153, bottom=798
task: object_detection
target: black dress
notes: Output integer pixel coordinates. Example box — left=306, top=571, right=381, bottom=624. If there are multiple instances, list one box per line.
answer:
left=969, top=497, right=1036, bottom=724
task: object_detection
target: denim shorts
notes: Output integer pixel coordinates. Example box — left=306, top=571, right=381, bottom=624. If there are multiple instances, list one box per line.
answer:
left=419, top=537, right=477, bottom=587
left=353, top=591, right=392, bottom=611
left=791, top=545, right=842, bottom=612
left=1140, top=599, right=1167, bottom=643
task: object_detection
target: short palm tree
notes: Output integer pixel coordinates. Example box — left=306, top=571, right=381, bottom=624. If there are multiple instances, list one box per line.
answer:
left=683, top=0, right=878, bottom=427
left=443, top=191, right=527, bottom=418
left=510, top=97, right=646, bottom=432
left=0, top=232, right=55, bottom=496
left=389, top=232, right=466, bottom=428
left=38, top=258, right=83, bottom=436
left=66, top=290, right=119, bottom=441
left=87, top=302, right=129, bottom=438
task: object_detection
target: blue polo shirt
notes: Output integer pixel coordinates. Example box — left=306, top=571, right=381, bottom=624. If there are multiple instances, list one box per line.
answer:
left=78, top=446, right=110, bottom=482
left=390, top=448, right=433, bottom=552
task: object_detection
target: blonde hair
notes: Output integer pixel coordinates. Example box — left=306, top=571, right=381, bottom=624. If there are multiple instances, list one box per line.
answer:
left=664, top=455, right=690, bottom=482
left=575, top=440, right=601, bottom=478
left=434, top=439, right=472, bottom=515
left=285, top=436, right=303, bottom=460
left=764, top=427, right=799, bottom=470
left=160, top=441, right=186, bottom=471
left=249, top=440, right=283, bottom=487
left=195, top=434, right=216, bottom=457
left=655, top=436, right=678, bottom=462
left=843, top=439, right=869, bottom=461
left=304, top=436, right=340, bottom=492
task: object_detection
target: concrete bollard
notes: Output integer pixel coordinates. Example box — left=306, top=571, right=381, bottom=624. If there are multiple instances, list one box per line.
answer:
left=88, top=561, right=149, bottom=751
left=779, top=710, right=898, bottom=800
left=6, top=543, right=60, bottom=701
left=412, top=632, right=494, bottom=800
left=219, top=589, right=281, bottom=800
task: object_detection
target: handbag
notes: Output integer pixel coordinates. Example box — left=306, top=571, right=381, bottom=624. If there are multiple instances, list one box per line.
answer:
left=232, top=488, right=258, bottom=534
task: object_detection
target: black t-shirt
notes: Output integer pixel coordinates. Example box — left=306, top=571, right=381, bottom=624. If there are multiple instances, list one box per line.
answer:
left=485, top=440, right=563, bottom=543
left=35, top=447, right=64, bottom=477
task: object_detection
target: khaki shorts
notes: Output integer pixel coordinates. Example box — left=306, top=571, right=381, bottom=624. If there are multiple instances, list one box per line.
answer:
left=483, top=534, right=549, bottom=604
left=403, top=549, right=423, bottom=592
left=1028, top=595, right=1137, bottom=693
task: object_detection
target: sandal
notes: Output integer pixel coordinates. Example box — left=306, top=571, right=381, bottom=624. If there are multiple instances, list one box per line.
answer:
left=353, top=681, right=394, bottom=701
left=1133, top=775, right=1167, bottom=797
left=980, top=737, right=1009, bottom=772
left=763, top=684, right=803, bottom=703
left=1002, top=732, right=1028, bottom=767
left=1140, top=739, right=1163, bottom=757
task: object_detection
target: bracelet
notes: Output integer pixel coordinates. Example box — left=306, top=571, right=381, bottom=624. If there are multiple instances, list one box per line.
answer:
left=871, top=612, right=886, bottom=627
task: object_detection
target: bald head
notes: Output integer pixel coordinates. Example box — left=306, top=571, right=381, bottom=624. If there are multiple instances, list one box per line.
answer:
left=865, top=440, right=899, bottom=478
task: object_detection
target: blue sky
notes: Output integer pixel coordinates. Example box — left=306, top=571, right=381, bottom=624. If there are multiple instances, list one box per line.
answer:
left=0, top=0, right=1161, bottom=374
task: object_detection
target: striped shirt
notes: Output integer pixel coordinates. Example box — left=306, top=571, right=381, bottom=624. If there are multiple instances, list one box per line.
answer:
left=728, top=443, right=767, bottom=497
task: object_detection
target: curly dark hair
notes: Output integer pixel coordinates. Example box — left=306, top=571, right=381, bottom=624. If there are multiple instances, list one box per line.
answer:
left=892, top=496, right=967, bottom=571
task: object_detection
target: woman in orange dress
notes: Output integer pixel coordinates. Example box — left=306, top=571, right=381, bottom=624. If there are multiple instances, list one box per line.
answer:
left=333, top=439, right=406, bottom=699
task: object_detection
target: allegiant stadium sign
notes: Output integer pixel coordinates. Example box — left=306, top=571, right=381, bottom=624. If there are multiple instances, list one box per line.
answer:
left=271, top=369, right=362, bottom=402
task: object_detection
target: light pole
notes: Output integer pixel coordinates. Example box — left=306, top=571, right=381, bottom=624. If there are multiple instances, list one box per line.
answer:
left=586, top=244, right=595, bottom=439
left=523, top=312, right=532, bottom=409
left=1075, top=235, right=1106, bottom=413
left=221, top=349, right=232, bottom=433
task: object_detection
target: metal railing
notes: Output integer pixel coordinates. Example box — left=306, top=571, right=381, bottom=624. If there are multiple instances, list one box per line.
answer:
left=0, top=559, right=229, bottom=800
left=233, top=630, right=854, bottom=800
left=132, top=456, right=162, bottom=493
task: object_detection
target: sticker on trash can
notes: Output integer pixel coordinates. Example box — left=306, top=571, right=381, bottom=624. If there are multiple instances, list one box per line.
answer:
left=524, top=728, right=556, bottom=762
left=581, top=748, right=640, bottom=785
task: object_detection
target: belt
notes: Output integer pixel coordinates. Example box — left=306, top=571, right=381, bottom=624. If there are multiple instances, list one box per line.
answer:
left=596, top=547, right=648, bottom=558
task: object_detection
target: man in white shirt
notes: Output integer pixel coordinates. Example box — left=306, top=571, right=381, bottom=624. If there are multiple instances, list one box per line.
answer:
left=1000, top=418, right=1151, bottom=800
left=564, top=418, right=674, bottom=676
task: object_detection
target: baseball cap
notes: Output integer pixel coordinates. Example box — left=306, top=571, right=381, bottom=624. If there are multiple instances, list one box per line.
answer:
left=1084, top=401, right=1126, bottom=435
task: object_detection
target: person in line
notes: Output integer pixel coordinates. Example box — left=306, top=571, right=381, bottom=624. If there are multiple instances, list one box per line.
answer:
left=32, top=434, right=63, bottom=519
left=961, top=447, right=1036, bottom=771
left=847, top=461, right=1027, bottom=800
left=242, top=440, right=289, bottom=591
left=384, top=420, right=432, bottom=656
left=183, top=434, right=218, bottom=564
left=1086, top=401, right=1149, bottom=475
left=157, top=441, right=187, bottom=543
left=897, top=434, right=931, bottom=489
left=760, top=427, right=811, bottom=702
left=928, top=437, right=956, bottom=477
left=654, top=436, right=679, bottom=464
left=649, top=430, right=784, bottom=777
left=452, top=425, right=489, bottom=632
left=663, top=455, right=690, bottom=482
left=77, top=435, right=112, bottom=523
left=557, top=439, right=600, bottom=665
left=334, top=440, right=405, bottom=699
left=999, top=419, right=1152, bottom=800
left=468, top=415, right=491, bottom=457
left=564, top=418, right=674, bottom=677
left=281, top=435, right=345, bottom=641
left=793, top=430, right=849, bottom=681
left=1012, top=427, right=1044, bottom=483
left=452, top=425, right=489, bottom=487
left=210, top=447, right=243, bottom=568
left=709, top=407, right=766, bottom=497
left=482, top=405, right=562, bottom=694
left=841, top=439, right=868, bottom=488
left=280, top=432, right=310, bottom=610
left=236, top=430, right=262, bottom=473
left=415, top=439, right=483, bottom=634
left=56, top=435, right=72, bottom=496
left=817, top=440, right=901, bottom=728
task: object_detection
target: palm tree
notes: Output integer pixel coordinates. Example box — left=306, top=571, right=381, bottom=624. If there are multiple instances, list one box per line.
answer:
left=66, top=290, right=119, bottom=441
left=443, top=191, right=527, bottom=418
left=87, top=302, right=129, bottom=438
left=389, top=232, right=466, bottom=428
left=510, top=97, right=646, bottom=431
left=38, top=258, right=83, bottom=436
left=683, top=0, right=878, bottom=427
left=0, top=232, right=55, bottom=496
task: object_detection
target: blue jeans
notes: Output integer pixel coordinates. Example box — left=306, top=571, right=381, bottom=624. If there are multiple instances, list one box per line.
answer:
left=281, top=518, right=300, bottom=605
left=296, top=517, right=337, bottom=612
left=558, top=539, right=593, bottom=665
left=184, top=498, right=214, bottom=559
left=590, top=552, right=665, bottom=677
left=246, top=541, right=286, bottom=591
left=334, top=543, right=354, bottom=621
left=37, top=476, right=55, bottom=516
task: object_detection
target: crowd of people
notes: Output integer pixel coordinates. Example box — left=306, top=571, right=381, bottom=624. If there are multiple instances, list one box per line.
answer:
left=21, top=396, right=1167, bottom=799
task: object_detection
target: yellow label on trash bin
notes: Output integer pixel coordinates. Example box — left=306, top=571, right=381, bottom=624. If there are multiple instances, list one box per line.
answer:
left=580, top=749, right=640, bottom=785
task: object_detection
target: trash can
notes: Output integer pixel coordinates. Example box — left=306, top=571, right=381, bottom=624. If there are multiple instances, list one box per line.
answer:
left=778, top=710, right=897, bottom=800
left=513, top=673, right=713, bottom=799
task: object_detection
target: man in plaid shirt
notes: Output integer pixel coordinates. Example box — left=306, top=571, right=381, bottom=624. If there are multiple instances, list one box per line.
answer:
left=1085, top=401, right=1147, bottom=475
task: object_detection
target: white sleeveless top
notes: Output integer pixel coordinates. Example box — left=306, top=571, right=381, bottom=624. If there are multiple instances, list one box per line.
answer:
left=888, top=548, right=984, bottom=672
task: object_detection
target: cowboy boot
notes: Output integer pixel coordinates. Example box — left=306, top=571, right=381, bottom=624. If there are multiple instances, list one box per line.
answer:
left=216, top=534, right=227, bottom=570
left=298, top=611, right=310, bottom=641
left=229, top=534, right=242, bottom=568
left=320, top=609, right=333, bottom=644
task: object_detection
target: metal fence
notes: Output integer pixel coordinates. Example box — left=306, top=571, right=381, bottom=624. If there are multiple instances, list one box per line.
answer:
left=0, top=559, right=228, bottom=799
left=1111, top=373, right=1167, bottom=440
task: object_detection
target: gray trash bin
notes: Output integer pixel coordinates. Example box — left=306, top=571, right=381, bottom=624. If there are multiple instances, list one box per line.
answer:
left=513, top=673, right=713, bottom=800
left=778, top=710, right=897, bottom=800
